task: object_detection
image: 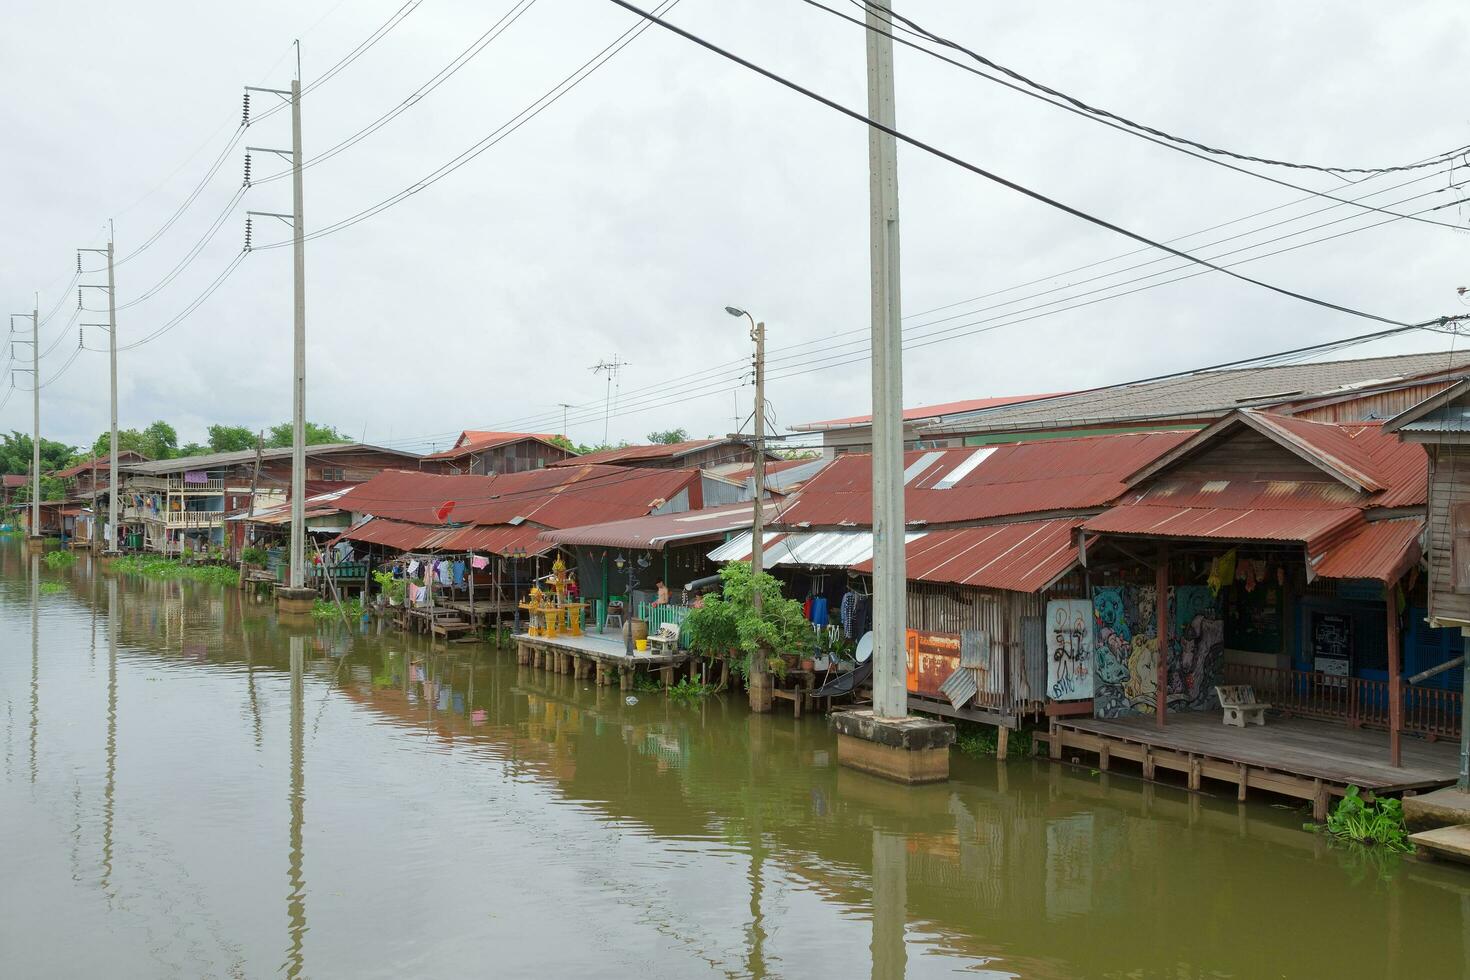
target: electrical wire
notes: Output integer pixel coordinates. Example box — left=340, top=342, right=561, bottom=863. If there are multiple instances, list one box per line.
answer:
left=793, top=0, right=1468, bottom=233
left=115, top=187, right=248, bottom=311
left=849, top=0, right=1468, bottom=177
left=392, top=188, right=1465, bottom=442
left=606, top=0, right=1438, bottom=333
left=252, top=0, right=686, bottom=250
left=252, top=0, right=542, bottom=187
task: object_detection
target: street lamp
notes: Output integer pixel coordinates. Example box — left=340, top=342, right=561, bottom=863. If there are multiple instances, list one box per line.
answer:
left=508, top=546, right=527, bottom=632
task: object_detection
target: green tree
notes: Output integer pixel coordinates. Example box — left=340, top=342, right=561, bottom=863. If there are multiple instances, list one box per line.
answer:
left=13, top=475, right=67, bottom=503
left=266, top=421, right=346, bottom=448
left=177, top=442, right=208, bottom=457
left=0, top=432, right=77, bottom=475
left=207, top=424, right=256, bottom=453
left=646, top=428, right=689, bottom=445
left=140, top=420, right=178, bottom=459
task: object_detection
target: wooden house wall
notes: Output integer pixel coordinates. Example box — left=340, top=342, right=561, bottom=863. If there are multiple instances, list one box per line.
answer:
left=1163, top=428, right=1330, bottom=483
left=1427, top=445, right=1470, bottom=627
left=469, top=440, right=572, bottom=475
left=1290, top=382, right=1456, bottom=423
left=675, top=444, right=755, bottom=470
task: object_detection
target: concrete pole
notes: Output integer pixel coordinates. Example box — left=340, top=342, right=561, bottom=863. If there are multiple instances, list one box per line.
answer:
left=748, top=317, right=772, bottom=712
left=1460, top=628, right=1469, bottom=792
left=866, top=1, right=907, bottom=720
left=30, top=304, right=40, bottom=537
left=106, top=234, right=119, bottom=553
left=288, top=77, right=307, bottom=590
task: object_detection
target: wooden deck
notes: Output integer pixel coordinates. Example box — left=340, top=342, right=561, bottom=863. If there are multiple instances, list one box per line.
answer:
left=512, top=631, right=690, bottom=691
left=1039, top=712, right=1460, bottom=819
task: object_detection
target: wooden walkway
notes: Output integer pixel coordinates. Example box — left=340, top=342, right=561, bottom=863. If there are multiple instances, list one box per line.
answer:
left=1039, top=712, right=1460, bottom=819
left=513, top=631, right=689, bottom=691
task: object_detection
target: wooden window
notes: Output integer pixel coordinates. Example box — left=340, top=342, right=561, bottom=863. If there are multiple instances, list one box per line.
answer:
left=1453, top=502, right=1470, bottom=594
left=320, top=467, right=345, bottom=482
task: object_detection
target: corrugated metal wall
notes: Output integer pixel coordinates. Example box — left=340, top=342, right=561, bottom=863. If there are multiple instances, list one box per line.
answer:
left=906, top=582, right=1047, bottom=713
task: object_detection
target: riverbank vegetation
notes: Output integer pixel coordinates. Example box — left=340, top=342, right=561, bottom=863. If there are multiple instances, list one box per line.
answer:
left=43, top=550, right=78, bottom=570
left=684, top=562, right=812, bottom=678
left=1305, top=785, right=1413, bottom=851
left=955, top=722, right=1033, bottom=760
left=313, top=597, right=364, bottom=620
left=110, top=554, right=239, bottom=586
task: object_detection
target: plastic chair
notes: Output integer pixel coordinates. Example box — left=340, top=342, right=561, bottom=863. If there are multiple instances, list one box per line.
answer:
left=603, top=597, right=626, bottom=634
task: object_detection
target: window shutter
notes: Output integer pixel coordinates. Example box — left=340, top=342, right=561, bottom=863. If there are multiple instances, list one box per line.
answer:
left=1453, top=502, right=1470, bottom=594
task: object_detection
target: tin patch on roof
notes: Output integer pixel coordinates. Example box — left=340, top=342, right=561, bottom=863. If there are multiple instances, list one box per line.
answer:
left=934, top=447, right=996, bottom=490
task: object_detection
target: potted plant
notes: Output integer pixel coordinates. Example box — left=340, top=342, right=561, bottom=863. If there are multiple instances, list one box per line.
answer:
left=373, top=569, right=406, bottom=608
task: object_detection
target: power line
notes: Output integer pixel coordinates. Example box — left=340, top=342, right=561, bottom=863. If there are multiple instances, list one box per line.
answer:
left=791, top=0, right=1468, bottom=233
left=606, top=0, right=1435, bottom=333
left=251, top=0, right=542, bottom=188
left=252, top=0, right=687, bottom=250
left=849, top=0, right=1469, bottom=177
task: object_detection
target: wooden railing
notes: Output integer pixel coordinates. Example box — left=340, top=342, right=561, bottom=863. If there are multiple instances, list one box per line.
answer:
left=1223, top=663, right=1461, bottom=739
left=163, top=510, right=226, bottom=528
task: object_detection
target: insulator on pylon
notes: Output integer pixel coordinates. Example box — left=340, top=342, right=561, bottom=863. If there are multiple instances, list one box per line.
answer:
left=242, top=92, right=251, bottom=126
left=243, top=152, right=252, bottom=186
left=244, top=216, right=253, bottom=251
left=77, top=289, right=82, bottom=310
left=76, top=254, right=82, bottom=274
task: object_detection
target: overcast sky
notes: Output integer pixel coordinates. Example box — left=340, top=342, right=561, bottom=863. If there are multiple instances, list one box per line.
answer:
left=3, top=0, right=1468, bottom=455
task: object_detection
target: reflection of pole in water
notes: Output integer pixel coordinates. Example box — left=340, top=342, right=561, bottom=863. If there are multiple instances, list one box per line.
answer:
left=745, top=834, right=767, bottom=980
left=102, top=576, right=118, bottom=896
left=30, top=553, right=40, bottom=784
left=870, top=830, right=907, bottom=980
left=285, top=635, right=307, bottom=978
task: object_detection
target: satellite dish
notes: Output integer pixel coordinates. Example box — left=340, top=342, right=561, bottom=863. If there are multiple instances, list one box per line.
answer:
left=855, top=631, right=874, bottom=663
left=436, top=500, right=456, bottom=523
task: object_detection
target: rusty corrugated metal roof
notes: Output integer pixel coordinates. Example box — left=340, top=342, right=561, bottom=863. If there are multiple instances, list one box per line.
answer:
left=541, top=501, right=777, bottom=551
left=1310, top=518, right=1423, bottom=583
left=1085, top=497, right=1364, bottom=552
left=548, top=439, right=727, bottom=466
left=852, top=518, right=1082, bottom=593
left=773, top=430, right=1191, bottom=528
left=333, top=465, right=700, bottom=529
left=423, top=431, right=567, bottom=461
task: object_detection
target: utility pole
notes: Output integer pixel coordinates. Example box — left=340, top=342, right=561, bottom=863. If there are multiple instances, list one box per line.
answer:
left=726, top=305, right=771, bottom=711
left=79, top=222, right=119, bottom=552
left=866, top=0, right=907, bottom=720
left=245, top=46, right=310, bottom=609
left=9, top=307, right=40, bottom=547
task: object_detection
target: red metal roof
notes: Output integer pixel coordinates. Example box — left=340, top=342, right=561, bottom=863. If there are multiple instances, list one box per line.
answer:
left=1310, top=518, right=1423, bottom=584
left=335, top=518, right=554, bottom=555
left=1086, top=500, right=1363, bottom=551
left=53, top=450, right=148, bottom=479
left=423, top=431, right=566, bottom=461
left=852, top=518, right=1082, bottom=593
left=333, top=465, right=700, bottom=529
left=2, top=475, right=25, bottom=488
left=793, top=392, right=1068, bottom=431
left=775, top=430, right=1192, bottom=528
left=1253, top=413, right=1426, bottom=505
left=550, top=439, right=727, bottom=466
left=541, top=501, right=777, bottom=550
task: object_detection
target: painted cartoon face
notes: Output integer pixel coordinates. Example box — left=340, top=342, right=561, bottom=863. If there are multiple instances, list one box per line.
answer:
left=1092, top=589, right=1127, bottom=639
left=1095, top=628, right=1131, bottom=684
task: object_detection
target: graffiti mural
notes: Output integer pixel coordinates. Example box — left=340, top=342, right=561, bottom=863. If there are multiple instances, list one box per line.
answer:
left=1046, top=599, right=1095, bottom=700
left=1091, top=585, right=1223, bottom=718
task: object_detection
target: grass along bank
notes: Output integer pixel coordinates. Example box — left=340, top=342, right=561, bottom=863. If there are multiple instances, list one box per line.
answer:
left=110, top=554, right=240, bottom=586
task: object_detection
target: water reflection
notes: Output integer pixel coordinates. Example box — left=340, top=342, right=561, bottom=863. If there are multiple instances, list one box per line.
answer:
left=29, top=552, right=38, bottom=784
left=4, top=548, right=1470, bottom=978
left=284, top=634, right=306, bottom=978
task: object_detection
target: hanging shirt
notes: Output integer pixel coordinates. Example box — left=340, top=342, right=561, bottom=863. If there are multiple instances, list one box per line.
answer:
left=812, top=596, right=829, bottom=627
left=407, top=559, right=420, bottom=575
left=453, top=561, right=466, bottom=587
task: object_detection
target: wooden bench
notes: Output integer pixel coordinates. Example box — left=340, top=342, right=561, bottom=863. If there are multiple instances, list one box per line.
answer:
left=1215, top=684, right=1268, bottom=728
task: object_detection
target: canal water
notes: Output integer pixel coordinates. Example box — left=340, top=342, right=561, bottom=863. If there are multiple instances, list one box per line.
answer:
left=3, top=543, right=1468, bottom=979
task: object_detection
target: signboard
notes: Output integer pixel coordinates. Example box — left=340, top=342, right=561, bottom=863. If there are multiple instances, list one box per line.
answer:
left=905, top=629, right=962, bottom=699
left=1310, top=611, right=1353, bottom=684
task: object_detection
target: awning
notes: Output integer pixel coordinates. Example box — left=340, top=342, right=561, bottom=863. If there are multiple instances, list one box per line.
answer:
left=1310, top=518, right=1424, bottom=584
left=333, top=517, right=554, bottom=556
left=708, top=530, right=926, bottom=568
left=1084, top=502, right=1364, bottom=554
left=851, top=518, right=1083, bottom=593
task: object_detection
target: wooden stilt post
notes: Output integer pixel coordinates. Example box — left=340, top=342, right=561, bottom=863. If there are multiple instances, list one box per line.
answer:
left=1155, top=541, right=1170, bottom=729
left=996, top=725, right=1010, bottom=761
left=1385, top=579, right=1403, bottom=767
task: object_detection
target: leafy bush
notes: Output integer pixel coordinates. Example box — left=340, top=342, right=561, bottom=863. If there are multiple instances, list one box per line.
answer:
left=372, top=569, right=406, bottom=605
left=313, top=596, right=364, bottom=620
left=110, top=554, right=238, bottom=586
left=241, top=545, right=268, bottom=565
left=683, top=562, right=813, bottom=676
left=955, top=721, right=1032, bottom=759
left=44, top=550, right=78, bottom=570
left=668, top=677, right=718, bottom=704
left=1305, top=785, right=1413, bottom=851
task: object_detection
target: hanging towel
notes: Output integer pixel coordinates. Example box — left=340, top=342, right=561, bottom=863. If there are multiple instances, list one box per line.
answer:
left=407, top=559, right=420, bottom=575
left=438, top=561, right=452, bottom=587
left=471, top=554, right=489, bottom=570
left=452, top=561, right=466, bottom=587
left=811, top=595, right=829, bottom=627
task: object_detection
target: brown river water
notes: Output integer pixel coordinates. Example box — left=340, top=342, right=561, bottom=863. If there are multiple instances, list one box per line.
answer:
left=3, top=541, right=1469, bottom=979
